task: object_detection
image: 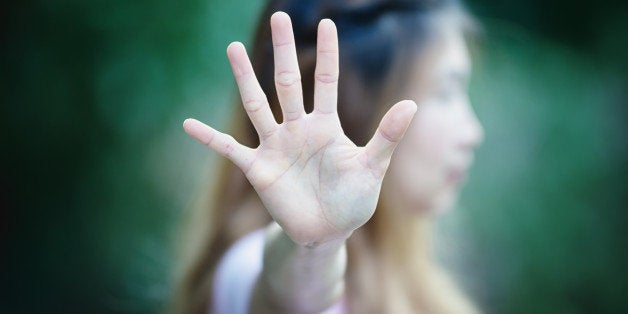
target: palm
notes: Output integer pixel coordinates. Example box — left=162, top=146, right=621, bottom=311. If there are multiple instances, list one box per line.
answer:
left=247, top=115, right=379, bottom=245
left=184, top=13, right=416, bottom=246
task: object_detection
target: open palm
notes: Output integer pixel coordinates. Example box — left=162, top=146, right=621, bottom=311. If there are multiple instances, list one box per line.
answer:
left=184, top=12, right=416, bottom=246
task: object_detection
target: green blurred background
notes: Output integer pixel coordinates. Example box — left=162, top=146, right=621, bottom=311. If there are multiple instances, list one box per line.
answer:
left=2, top=0, right=627, bottom=313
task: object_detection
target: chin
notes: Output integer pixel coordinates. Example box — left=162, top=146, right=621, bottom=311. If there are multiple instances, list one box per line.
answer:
left=426, top=187, right=460, bottom=216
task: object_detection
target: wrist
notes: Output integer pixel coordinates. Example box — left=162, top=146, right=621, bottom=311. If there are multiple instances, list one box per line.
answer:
left=259, top=225, right=348, bottom=313
left=267, top=221, right=352, bottom=250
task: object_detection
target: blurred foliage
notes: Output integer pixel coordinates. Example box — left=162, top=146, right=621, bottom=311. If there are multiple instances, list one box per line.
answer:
left=452, top=16, right=628, bottom=313
left=1, top=0, right=627, bottom=313
left=2, top=0, right=265, bottom=313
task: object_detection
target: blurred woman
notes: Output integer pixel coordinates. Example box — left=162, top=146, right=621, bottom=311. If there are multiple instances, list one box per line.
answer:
left=174, top=0, right=483, bottom=313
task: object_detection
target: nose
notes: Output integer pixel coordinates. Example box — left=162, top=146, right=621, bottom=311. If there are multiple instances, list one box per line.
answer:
left=459, top=104, right=484, bottom=151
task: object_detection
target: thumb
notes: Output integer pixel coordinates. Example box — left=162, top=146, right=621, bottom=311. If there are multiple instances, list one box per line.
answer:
left=363, top=100, right=417, bottom=170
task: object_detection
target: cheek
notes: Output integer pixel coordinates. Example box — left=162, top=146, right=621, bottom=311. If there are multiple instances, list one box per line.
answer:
left=387, top=112, right=449, bottom=191
left=401, top=108, right=452, bottom=166
left=385, top=106, right=462, bottom=208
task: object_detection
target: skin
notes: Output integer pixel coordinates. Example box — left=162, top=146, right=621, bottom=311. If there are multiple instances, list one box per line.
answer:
left=184, top=12, right=416, bottom=247
left=386, top=21, right=484, bottom=215
left=184, top=10, right=482, bottom=314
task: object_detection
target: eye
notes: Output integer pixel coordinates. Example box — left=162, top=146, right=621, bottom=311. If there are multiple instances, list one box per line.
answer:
left=433, top=80, right=468, bottom=104
left=433, top=86, right=457, bottom=103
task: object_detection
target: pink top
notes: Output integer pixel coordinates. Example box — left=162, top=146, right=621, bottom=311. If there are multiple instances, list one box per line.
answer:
left=211, top=229, right=348, bottom=314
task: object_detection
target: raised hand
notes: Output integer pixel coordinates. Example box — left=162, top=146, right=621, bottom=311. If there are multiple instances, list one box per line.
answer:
left=184, top=12, right=416, bottom=247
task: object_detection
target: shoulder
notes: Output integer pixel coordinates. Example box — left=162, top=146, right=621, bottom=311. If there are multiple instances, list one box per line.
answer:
left=211, top=229, right=265, bottom=314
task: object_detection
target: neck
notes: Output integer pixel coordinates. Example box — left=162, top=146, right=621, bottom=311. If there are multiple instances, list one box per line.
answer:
left=375, top=184, right=435, bottom=269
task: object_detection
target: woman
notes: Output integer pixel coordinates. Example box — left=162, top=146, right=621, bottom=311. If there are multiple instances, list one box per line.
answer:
left=175, top=0, right=484, bottom=313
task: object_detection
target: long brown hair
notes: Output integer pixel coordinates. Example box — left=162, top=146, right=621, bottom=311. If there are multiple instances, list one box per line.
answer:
left=172, top=1, right=479, bottom=313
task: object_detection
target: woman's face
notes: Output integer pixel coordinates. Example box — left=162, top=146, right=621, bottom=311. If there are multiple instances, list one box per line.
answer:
left=386, top=24, right=484, bottom=215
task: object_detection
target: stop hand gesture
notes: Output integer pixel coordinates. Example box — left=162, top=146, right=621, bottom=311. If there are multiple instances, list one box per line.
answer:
left=184, top=12, right=416, bottom=247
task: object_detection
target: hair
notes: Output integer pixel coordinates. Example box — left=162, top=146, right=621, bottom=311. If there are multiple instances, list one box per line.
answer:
left=172, top=0, right=479, bottom=313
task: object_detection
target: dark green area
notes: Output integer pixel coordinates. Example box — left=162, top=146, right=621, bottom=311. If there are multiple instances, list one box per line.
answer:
left=2, top=0, right=627, bottom=313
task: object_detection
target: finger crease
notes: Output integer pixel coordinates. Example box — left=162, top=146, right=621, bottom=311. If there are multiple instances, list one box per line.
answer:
left=223, top=142, right=234, bottom=158
left=378, top=128, right=397, bottom=143
left=313, top=108, right=335, bottom=115
left=244, top=100, right=265, bottom=113
left=203, top=133, right=216, bottom=147
left=317, top=49, right=338, bottom=54
left=283, top=112, right=303, bottom=122
left=275, top=71, right=301, bottom=87
left=259, top=127, right=277, bottom=139
left=315, top=73, right=339, bottom=84
left=272, top=41, right=295, bottom=48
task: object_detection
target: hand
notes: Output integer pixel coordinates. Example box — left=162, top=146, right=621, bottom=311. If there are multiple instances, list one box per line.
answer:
left=184, top=12, right=416, bottom=247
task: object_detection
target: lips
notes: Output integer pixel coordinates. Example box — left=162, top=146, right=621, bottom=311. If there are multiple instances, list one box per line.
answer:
left=446, top=154, right=474, bottom=184
left=446, top=167, right=468, bottom=184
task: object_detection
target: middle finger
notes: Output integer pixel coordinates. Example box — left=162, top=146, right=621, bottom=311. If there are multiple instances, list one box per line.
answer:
left=271, top=12, right=304, bottom=123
